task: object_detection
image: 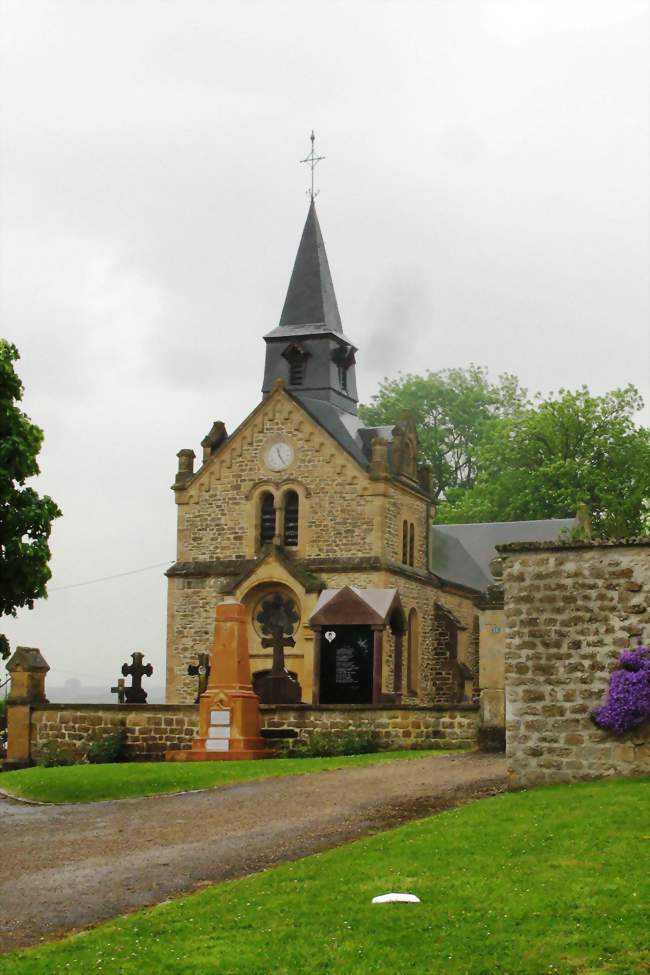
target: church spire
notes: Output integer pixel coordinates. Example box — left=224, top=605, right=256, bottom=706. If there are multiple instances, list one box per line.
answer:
left=262, top=142, right=358, bottom=414
left=278, top=199, right=342, bottom=333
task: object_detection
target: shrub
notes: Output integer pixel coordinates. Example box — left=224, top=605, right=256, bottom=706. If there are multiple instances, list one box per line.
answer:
left=36, top=739, right=77, bottom=767
left=339, top=727, right=376, bottom=754
left=86, top=725, right=128, bottom=764
left=592, top=646, right=650, bottom=735
left=278, top=727, right=378, bottom=758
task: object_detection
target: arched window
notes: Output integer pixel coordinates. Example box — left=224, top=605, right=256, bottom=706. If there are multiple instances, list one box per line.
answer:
left=259, top=492, right=276, bottom=546
left=408, top=523, right=415, bottom=567
left=407, top=608, right=419, bottom=694
left=283, top=491, right=299, bottom=547
left=402, top=520, right=408, bottom=564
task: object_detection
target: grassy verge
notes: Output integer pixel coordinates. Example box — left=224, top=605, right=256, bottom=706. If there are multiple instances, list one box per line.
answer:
left=0, top=748, right=452, bottom=804
left=3, top=777, right=649, bottom=974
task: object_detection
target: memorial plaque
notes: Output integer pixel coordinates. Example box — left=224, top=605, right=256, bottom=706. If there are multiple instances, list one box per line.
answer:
left=210, top=710, right=231, bottom=726
left=320, top=625, right=373, bottom=704
left=206, top=739, right=229, bottom=752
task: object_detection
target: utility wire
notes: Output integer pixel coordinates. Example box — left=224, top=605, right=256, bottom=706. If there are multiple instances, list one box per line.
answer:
left=49, top=560, right=174, bottom=592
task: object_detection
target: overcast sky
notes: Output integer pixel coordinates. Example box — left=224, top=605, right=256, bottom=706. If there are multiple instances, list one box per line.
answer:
left=1, top=0, right=648, bottom=692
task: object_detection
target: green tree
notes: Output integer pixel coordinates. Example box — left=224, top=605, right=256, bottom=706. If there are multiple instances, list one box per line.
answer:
left=0, top=342, right=61, bottom=660
left=438, top=385, right=650, bottom=538
left=359, top=365, right=527, bottom=502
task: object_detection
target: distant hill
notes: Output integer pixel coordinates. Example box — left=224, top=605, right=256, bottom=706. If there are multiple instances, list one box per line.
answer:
left=45, top=678, right=166, bottom=705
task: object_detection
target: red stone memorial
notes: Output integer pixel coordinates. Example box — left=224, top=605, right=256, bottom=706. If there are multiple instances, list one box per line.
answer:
left=166, top=599, right=269, bottom=761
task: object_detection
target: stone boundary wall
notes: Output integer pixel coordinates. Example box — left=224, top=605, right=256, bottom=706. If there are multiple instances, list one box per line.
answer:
left=261, top=703, right=479, bottom=750
left=500, top=538, right=650, bottom=787
left=31, top=705, right=199, bottom=762
left=24, top=702, right=479, bottom=763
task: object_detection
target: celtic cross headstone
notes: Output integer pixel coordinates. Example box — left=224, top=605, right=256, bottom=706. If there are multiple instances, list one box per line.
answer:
left=121, top=652, right=153, bottom=704
left=254, top=594, right=302, bottom=704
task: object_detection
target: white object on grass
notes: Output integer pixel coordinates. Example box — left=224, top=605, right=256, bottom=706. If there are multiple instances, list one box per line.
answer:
left=371, top=893, right=421, bottom=904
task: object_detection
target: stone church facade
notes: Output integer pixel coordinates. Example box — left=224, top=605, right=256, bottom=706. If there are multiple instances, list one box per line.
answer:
left=165, top=201, right=572, bottom=737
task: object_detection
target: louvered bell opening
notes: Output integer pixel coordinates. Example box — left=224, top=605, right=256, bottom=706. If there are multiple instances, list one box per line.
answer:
left=283, top=491, right=299, bottom=547
left=260, top=493, right=276, bottom=546
left=288, top=354, right=305, bottom=386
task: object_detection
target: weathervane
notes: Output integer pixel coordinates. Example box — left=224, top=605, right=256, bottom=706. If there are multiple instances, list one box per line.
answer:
left=300, top=130, right=325, bottom=200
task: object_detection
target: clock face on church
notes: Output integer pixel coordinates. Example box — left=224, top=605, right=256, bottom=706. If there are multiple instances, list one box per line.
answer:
left=263, top=439, right=295, bottom=471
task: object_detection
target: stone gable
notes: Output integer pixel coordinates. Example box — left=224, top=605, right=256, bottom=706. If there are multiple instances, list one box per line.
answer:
left=174, top=388, right=375, bottom=563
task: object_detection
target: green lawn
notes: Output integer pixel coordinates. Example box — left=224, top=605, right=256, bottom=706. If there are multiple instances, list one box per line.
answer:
left=0, top=749, right=450, bottom=803
left=3, top=777, right=649, bottom=975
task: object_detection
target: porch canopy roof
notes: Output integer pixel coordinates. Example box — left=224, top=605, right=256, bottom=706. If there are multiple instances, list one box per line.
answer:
left=309, top=586, right=403, bottom=627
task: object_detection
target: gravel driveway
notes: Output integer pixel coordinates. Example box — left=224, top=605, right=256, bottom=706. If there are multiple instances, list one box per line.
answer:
left=0, top=752, right=506, bottom=953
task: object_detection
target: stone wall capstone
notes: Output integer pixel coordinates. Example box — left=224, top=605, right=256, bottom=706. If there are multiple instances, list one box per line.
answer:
left=501, top=538, right=650, bottom=787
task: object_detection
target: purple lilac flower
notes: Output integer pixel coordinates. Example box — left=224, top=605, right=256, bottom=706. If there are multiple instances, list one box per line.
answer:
left=618, top=648, right=650, bottom=671
left=592, top=646, right=650, bottom=736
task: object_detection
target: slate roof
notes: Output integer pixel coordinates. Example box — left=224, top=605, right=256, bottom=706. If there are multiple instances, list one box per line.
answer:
left=312, top=586, right=401, bottom=623
left=295, top=396, right=370, bottom=468
left=430, top=518, right=577, bottom=592
left=263, top=322, right=356, bottom=344
left=278, top=200, right=342, bottom=333
left=293, top=395, right=419, bottom=480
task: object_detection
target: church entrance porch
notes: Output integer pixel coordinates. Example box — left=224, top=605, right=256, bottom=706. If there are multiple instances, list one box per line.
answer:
left=310, top=587, right=405, bottom=706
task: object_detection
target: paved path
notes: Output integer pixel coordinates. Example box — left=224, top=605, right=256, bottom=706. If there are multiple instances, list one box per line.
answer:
left=0, top=752, right=506, bottom=953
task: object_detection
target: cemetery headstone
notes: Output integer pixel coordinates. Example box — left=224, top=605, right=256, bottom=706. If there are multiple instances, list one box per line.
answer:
left=254, top=594, right=302, bottom=704
left=121, top=652, right=153, bottom=704
left=188, top=652, right=211, bottom=703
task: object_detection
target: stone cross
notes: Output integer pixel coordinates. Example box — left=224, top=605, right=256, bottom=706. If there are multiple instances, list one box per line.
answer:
left=110, top=677, right=126, bottom=704
left=258, top=594, right=299, bottom=675
left=255, top=595, right=302, bottom=704
left=187, top=652, right=211, bottom=703
left=121, top=652, right=153, bottom=704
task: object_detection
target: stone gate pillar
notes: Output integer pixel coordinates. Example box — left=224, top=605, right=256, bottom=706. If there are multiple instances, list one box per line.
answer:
left=5, top=647, right=49, bottom=769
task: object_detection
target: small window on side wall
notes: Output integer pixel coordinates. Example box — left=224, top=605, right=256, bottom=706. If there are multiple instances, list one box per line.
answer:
left=408, top=523, right=415, bottom=567
left=260, top=492, right=276, bottom=546
left=402, top=521, right=409, bottom=564
left=407, top=608, right=419, bottom=694
left=283, top=491, right=299, bottom=547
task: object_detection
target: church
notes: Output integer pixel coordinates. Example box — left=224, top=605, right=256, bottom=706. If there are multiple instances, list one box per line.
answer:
left=165, top=197, right=573, bottom=745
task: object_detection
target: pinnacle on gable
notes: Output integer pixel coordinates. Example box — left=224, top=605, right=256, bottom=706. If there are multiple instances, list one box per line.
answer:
left=279, top=200, right=342, bottom=333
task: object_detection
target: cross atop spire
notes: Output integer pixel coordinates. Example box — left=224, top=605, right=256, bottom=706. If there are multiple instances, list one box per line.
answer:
left=300, top=130, right=325, bottom=200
